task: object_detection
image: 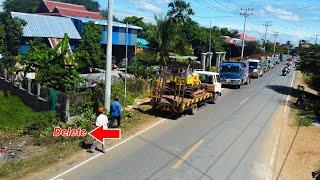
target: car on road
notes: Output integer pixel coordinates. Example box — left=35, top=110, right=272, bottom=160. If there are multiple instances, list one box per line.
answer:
left=248, top=59, right=263, bottom=78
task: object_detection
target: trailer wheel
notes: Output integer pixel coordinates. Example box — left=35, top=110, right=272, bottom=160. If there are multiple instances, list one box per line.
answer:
left=189, top=104, right=197, bottom=115
left=212, top=95, right=218, bottom=104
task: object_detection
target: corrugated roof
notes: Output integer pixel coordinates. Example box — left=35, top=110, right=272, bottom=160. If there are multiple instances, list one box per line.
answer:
left=44, top=0, right=87, bottom=12
left=11, top=12, right=81, bottom=39
left=54, top=6, right=104, bottom=19
left=68, top=16, right=143, bottom=30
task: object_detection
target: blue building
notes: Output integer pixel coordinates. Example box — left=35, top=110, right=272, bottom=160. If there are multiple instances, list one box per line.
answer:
left=69, top=16, right=142, bottom=65
left=12, top=12, right=142, bottom=65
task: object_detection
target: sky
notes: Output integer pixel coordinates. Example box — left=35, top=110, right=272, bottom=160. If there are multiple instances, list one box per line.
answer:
left=98, top=0, right=320, bottom=45
left=0, top=0, right=318, bottom=45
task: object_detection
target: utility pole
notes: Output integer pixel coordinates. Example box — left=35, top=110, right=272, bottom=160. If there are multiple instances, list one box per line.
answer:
left=104, top=0, right=113, bottom=113
left=273, top=32, right=279, bottom=55
left=240, top=8, right=253, bottom=58
left=263, top=21, right=272, bottom=52
left=315, top=34, right=319, bottom=45
left=124, top=17, right=143, bottom=111
left=124, top=22, right=128, bottom=112
left=208, top=20, right=212, bottom=70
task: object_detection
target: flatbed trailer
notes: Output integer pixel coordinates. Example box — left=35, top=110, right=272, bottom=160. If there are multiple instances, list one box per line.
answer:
left=151, top=92, right=214, bottom=114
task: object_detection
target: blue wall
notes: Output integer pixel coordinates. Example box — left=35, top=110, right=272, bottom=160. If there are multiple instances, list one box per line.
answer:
left=72, top=19, right=138, bottom=46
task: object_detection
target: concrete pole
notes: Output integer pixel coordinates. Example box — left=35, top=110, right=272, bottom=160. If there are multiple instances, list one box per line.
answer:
left=241, top=15, right=247, bottom=58
left=209, top=21, right=212, bottom=70
left=104, top=0, right=113, bottom=113
left=273, top=32, right=278, bottom=55
left=124, top=22, right=128, bottom=110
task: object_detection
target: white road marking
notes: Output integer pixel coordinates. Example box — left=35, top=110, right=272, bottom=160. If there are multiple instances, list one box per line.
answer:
left=49, top=119, right=166, bottom=180
left=268, top=71, right=296, bottom=180
left=240, top=97, right=249, bottom=105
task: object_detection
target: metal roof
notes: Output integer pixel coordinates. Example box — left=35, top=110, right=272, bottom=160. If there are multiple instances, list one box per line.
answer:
left=11, top=12, right=81, bottom=39
left=68, top=16, right=143, bottom=30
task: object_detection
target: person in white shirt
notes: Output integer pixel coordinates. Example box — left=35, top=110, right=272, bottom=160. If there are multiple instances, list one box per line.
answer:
left=88, top=107, right=108, bottom=153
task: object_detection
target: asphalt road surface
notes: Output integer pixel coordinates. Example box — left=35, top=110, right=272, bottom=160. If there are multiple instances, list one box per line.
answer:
left=52, top=61, right=295, bottom=180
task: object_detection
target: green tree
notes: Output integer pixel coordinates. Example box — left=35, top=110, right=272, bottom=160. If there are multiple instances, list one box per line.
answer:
left=1, top=14, right=26, bottom=66
left=100, top=11, right=121, bottom=22
left=0, top=25, right=5, bottom=54
left=167, top=0, right=194, bottom=25
left=3, top=0, right=41, bottom=13
left=76, top=21, right=104, bottom=71
left=245, top=41, right=263, bottom=56
left=57, top=0, right=100, bottom=12
left=25, top=34, right=81, bottom=92
left=297, top=45, right=320, bottom=90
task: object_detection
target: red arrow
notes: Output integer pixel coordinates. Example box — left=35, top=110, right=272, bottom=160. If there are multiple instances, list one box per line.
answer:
left=88, top=126, right=121, bottom=143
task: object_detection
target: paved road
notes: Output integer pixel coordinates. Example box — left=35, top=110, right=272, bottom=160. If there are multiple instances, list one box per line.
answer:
left=53, top=61, right=295, bottom=180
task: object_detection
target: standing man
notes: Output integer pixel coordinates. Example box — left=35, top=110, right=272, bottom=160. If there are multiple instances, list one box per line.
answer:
left=88, top=107, right=108, bottom=153
left=110, top=97, right=122, bottom=128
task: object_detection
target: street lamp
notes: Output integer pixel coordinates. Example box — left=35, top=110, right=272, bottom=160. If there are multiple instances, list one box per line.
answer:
left=124, top=17, right=143, bottom=111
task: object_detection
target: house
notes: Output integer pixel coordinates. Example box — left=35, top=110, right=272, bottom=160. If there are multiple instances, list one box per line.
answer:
left=34, top=0, right=143, bottom=65
left=36, top=0, right=104, bottom=19
left=222, top=34, right=256, bottom=58
left=69, top=16, right=142, bottom=65
left=11, top=12, right=81, bottom=53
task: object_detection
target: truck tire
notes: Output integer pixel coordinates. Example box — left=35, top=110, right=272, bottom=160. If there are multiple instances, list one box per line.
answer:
left=212, top=95, right=218, bottom=104
left=245, top=77, right=250, bottom=85
left=189, top=104, right=197, bottom=115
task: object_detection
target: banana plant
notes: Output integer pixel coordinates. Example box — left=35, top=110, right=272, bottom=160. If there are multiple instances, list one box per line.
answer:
left=53, top=33, right=76, bottom=66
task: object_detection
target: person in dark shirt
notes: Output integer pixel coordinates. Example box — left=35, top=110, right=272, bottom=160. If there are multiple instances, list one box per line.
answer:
left=110, top=97, right=122, bottom=128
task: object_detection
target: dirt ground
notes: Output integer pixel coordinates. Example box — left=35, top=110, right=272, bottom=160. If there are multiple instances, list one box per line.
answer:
left=275, top=71, right=320, bottom=180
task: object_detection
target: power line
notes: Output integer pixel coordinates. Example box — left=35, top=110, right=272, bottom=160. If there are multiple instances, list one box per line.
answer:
left=193, top=15, right=236, bottom=19
left=240, top=8, right=254, bottom=58
left=194, top=0, right=238, bottom=15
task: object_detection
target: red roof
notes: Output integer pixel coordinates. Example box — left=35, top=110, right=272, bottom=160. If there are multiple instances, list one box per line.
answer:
left=237, top=33, right=256, bottom=42
left=54, top=6, right=104, bottom=19
left=44, top=0, right=87, bottom=12
left=41, top=0, right=103, bottom=20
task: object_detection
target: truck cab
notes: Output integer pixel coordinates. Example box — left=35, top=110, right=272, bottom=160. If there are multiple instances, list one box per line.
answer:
left=195, top=71, right=222, bottom=95
left=248, top=59, right=263, bottom=78
left=219, top=61, right=250, bottom=88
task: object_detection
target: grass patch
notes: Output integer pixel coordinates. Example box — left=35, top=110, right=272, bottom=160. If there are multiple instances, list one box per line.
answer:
left=0, top=91, right=56, bottom=139
left=0, top=141, right=81, bottom=179
left=298, top=100, right=320, bottom=126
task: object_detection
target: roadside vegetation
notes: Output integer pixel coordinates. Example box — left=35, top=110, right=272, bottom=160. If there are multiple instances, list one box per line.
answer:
left=0, top=0, right=294, bottom=178
left=296, top=44, right=320, bottom=126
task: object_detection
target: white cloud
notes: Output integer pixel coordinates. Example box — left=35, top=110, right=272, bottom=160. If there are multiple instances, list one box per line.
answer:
left=114, top=10, right=155, bottom=23
left=264, top=5, right=300, bottom=22
left=129, top=0, right=161, bottom=14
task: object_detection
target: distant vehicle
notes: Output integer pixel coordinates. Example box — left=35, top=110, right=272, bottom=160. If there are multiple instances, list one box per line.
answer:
left=219, top=61, right=250, bottom=89
left=282, top=66, right=290, bottom=76
left=261, top=59, right=269, bottom=73
left=274, top=55, right=280, bottom=64
left=248, top=59, right=263, bottom=78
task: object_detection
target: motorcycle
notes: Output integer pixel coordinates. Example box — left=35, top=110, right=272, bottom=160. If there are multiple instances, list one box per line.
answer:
left=282, top=67, right=290, bottom=76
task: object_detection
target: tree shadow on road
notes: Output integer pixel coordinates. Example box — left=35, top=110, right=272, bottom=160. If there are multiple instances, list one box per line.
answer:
left=266, top=85, right=320, bottom=100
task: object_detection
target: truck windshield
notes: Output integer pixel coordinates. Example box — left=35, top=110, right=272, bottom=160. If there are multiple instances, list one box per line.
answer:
left=221, top=66, right=240, bottom=74
left=249, top=62, right=258, bottom=69
left=199, top=74, right=213, bottom=83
